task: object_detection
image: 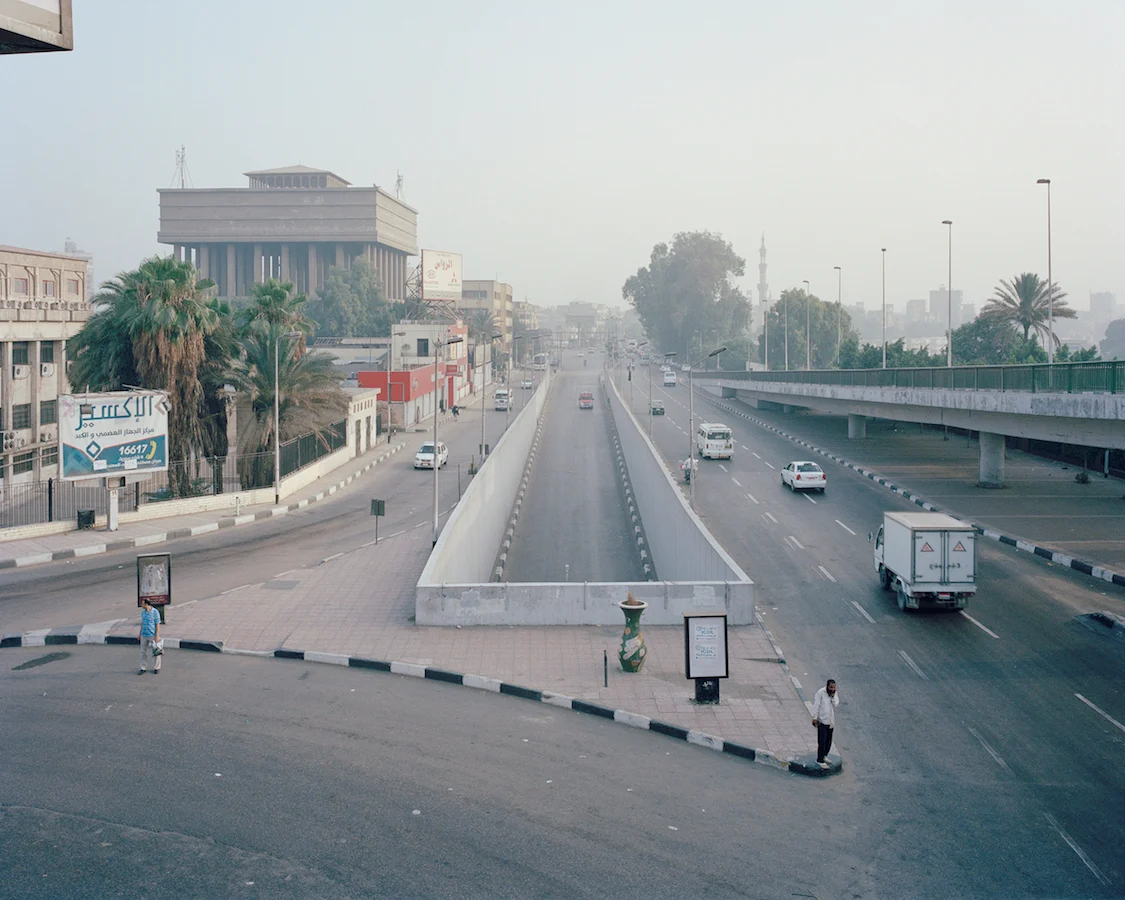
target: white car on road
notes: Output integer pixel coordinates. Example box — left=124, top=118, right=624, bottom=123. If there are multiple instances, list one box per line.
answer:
left=781, top=460, right=826, bottom=492
left=414, top=441, right=449, bottom=469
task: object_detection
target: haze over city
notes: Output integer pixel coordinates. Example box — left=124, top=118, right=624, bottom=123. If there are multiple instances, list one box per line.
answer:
left=2, top=0, right=1122, bottom=314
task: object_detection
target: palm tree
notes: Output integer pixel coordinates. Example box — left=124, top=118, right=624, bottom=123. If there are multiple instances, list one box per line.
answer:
left=237, top=279, right=313, bottom=344
left=466, top=308, right=498, bottom=338
left=980, top=273, right=1074, bottom=347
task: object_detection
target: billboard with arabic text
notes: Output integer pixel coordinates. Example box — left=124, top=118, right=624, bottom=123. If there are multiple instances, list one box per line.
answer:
left=59, top=391, right=170, bottom=481
left=421, top=249, right=462, bottom=302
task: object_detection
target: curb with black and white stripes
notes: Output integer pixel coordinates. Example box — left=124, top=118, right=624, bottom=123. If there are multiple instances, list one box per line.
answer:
left=0, top=628, right=810, bottom=775
left=493, top=386, right=551, bottom=581
left=702, top=393, right=1125, bottom=590
left=0, top=442, right=408, bottom=570
left=602, top=374, right=655, bottom=580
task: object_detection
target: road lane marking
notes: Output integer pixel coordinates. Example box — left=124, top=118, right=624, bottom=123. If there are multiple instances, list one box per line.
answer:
left=742, top=445, right=750, bottom=451
left=717, top=463, right=728, bottom=472
left=731, top=477, right=741, bottom=487
left=816, top=565, right=836, bottom=582
left=274, top=570, right=293, bottom=578
left=322, top=552, right=343, bottom=563
left=959, top=611, right=1000, bottom=639
left=764, top=511, right=778, bottom=524
left=897, top=649, right=928, bottom=679
left=804, top=493, right=817, bottom=504
left=1044, top=813, right=1109, bottom=886
left=835, top=520, right=857, bottom=536
left=851, top=601, right=876, bottom=624
left=751, top=451, right=760, bottom=458
left=745, top=492, right=759, bottom=505
left=787, top=535, right=805, bottom=550
left=764, top=461, right=776, bottom=470
left=1075, top=693, right=1125, bottom=734
left=967, top=726, right=1012, bottom=772
left=220, top=584, right=251, bottom=595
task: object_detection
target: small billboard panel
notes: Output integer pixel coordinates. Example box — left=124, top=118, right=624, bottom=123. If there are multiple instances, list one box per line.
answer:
left=59, top=391, right=170, bottom=481
left=0, top=0, right=73, bottom=53
left=421, top=249, right=462, bottom=302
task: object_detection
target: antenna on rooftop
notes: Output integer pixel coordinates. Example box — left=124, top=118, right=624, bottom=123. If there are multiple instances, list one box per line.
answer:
left=171, top=146, right=193, bottom=189
left=394, top=171, right=405, bottom=201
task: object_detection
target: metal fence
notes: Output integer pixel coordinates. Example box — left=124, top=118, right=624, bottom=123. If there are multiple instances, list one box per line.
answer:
left=0, top=419, right=348, bottom=530
left=706, top=360, right=1123, bottom=394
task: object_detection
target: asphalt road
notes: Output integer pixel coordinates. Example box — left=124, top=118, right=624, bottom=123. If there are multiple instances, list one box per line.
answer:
left=4, top=646, right=866, bottom=900
left=637, top=365, right=1125, bottom=896
left=0, top=402, right=516, bottom=636
left=504, top=352, right=646, bottom=583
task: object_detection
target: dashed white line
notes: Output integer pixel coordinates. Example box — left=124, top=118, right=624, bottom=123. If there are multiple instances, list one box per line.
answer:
left=718, top=463, right=728, bottom=472
left=835, top=520, right=857, bottom=535
left=817, top=564, right=836, bottom=583
left=897, top=649, right=928, bottom=680
left=764, top=461, right=776, bottom=470
left=751, top=451, right=760, bottom=459
left=804, top=493, right=817, bottom=504
left=763, top=511, right=778, bottom=524
left=1075, top=693, right=1125, bottom=734
left=731, top=477, right=741, bottom=487
left=742, top=445, right=750, bottom=452
left=1044, top=813, right=1109, bottom=886
left=959, top=611, right=1000, bottom=639
left=787, top=535, right=805, bottom=550
left=851, top=601, right=876, bottom=624
left=745, top=492, right=759, bottom=505
left=967, top=726, right=1011, bottom=772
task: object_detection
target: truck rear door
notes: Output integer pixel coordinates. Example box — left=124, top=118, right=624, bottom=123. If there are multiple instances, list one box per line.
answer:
left=912, top=530, right=946, bottom=583
left=944, top=530, right=975, bottom=584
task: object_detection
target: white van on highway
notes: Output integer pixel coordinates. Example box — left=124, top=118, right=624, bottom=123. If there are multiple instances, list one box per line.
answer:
left=663, top=370, right=677, bottom=386
left=696, top=423, right=734, bottom=459
left=494, top=388, right=510, bottom=411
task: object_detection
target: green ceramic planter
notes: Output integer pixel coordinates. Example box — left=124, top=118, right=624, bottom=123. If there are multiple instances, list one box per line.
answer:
left=617, top=599, right=648, bottom=672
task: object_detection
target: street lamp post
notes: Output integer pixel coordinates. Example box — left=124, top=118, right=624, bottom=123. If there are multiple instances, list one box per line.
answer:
left=480, top=332, right=502, bottom=463
left=833, top=266, right=842, bottom=366
left=273, top=329, right=303, bottom=506
left=386, top=330, right=406, bottom=444
left=763, top=295, right=769, bottom=370
left=688, top=345, right=727, bottom=510
left=433, top=334, right=464, bottom=546
left=1037, top=178, right=1053, bottom=363
left=942, top=220, right=953, bottom=367
left=784, top=292, right=789, bottom=371
left=507, top=335, right=524, bottom=430
left=802, top=279, right=811, bottom=369
left=881, top=248, right=887, bottom=368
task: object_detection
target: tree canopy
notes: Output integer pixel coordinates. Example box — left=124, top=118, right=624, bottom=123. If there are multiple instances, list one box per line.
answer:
left=761, top=288, right=860, bottom=370
left=622, top=231, right=749, bottom=361
left=305, top=260, right=403, bottom=337
left=980, top=273, right=1074, bottom=347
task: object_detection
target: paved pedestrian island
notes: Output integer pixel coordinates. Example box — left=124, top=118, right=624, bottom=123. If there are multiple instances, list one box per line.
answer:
left=99, top=521, right=820, bottom=765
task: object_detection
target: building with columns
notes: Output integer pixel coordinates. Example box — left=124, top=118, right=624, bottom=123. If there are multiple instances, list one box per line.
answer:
left=157, top=166, right=418, bottom=300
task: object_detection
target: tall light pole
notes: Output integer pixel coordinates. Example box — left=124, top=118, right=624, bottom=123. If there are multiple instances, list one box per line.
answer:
left=942, top=220, right=953, bottom=367
left=273, top=329, right=303, bottom=506
left=881, top=248, right=887, bottom=368
left=632, top=340, right=648, bottom=415
left=506, top=335, right=523, bottom=430
left=833, top=266, right=842, bottom=366
left=802, top=279, right=811, bottom=369
left=433, top=334, right=464, bottom=546
left=386, top=330, right=406, bottom=443
left=1037, top=178, right=1053, bottom=363
left=763, top=294, right=769, bottom=371
left=784, top=292, right=790, bottom=371
left=688, top=345, right=726, bottom=510
left=480, top=332, right=502, bottom=462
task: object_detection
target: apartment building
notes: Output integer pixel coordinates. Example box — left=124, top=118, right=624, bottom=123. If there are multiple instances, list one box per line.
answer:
left=460, top=280, right=514, bottom=344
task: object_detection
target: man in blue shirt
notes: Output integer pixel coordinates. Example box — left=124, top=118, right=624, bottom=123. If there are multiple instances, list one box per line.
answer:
left=138, top=598, right=162, bottom=675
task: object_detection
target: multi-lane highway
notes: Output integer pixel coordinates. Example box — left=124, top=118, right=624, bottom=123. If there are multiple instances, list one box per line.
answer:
left=504, top=351, right=647, bottom=583
left=627, top=362, right=1125, bottom=894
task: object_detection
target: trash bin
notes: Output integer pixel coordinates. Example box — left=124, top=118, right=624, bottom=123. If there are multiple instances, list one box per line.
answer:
left=77, top=509, right=95, bottom=530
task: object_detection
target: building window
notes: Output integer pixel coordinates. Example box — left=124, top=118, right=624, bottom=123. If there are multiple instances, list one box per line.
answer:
left=43, top=280, right=56, bottom=297
left=416, top=338, right=430, bottom=358
left=12, top=277, right=28, bottom=295
left=41, top=446, right=58, bottom=468
left=12, top=404, right=31, bottom=429
left=319, top=175, right=327, bottom=187
left=40, top=400, right=57, bottom=425
left=67, top=278, right=80, bottom=295
left=301, top=176, right=309, bottom=187
left=284, top=175, right=292, bottom=187
left=12, top=452, right=34, bottom=475
left=12, top=342, right=29, bottom=365
left=40, top=343, right=54, bottom=363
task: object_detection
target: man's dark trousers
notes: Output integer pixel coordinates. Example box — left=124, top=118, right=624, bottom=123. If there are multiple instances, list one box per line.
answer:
left=816, top=722, right=833, bottom=762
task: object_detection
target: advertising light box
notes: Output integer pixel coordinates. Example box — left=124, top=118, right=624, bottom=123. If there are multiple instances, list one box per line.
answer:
left=59, top=391, right=170, bottom=481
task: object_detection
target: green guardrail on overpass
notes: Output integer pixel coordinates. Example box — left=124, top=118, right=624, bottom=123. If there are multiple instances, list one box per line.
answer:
left=701, top=361, right=1122, bottom=394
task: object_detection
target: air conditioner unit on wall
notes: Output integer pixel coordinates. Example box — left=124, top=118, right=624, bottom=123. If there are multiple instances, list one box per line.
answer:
left=40, top=431, right=54, bottom=443
left=12, top=364, right=30, bottom=379
left=41, top=362, right=55, bottom=377
left=2, top=432, right=14, bottom=451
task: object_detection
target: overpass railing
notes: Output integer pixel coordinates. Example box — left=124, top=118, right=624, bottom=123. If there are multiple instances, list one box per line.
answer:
left=702, top=361, right=1121, bottom=394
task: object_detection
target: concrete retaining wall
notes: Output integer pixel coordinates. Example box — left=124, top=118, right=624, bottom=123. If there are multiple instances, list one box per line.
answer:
left=416, top=580, right=754, bottom=626
left=418, top=373, right=551, bottom=585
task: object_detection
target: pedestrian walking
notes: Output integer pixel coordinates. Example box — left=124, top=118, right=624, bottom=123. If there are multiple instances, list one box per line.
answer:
left=138, top=598, right=162, bottom=675
left=811, top=678, right=838, bottom=768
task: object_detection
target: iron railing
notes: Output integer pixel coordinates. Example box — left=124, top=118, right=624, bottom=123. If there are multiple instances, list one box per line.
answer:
left=702, top=360, right=1122, bottom=394
left=0, top=419, right=348, bottom=529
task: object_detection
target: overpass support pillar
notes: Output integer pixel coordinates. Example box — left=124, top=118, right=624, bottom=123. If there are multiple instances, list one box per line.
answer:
left=979, top=431, right=1006, bottom=488
left=847, top=414, right=867, bottom=439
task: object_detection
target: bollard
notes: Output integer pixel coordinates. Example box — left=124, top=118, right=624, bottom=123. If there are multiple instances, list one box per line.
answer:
left=604, top=649, right=608, bottom=687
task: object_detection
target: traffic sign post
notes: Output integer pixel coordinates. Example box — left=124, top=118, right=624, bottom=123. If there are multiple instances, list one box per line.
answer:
left=370, top=499, right=386, bottom=544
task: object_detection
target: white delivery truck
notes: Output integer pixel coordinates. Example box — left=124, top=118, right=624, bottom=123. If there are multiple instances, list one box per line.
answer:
left=494, top=388, right=510, bottom=411
left=872, top=511, right=977, bottom=611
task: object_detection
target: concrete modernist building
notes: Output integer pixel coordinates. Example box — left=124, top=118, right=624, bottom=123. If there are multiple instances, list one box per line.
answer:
left=0, top=245, right=90, bottom=484
left=460, top=280, right=514, bottom=344
left=158, top=166, right=418, bottom=300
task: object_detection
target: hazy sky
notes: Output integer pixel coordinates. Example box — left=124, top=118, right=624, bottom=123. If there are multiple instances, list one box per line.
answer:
left=3, top=1, right=1122, bottom=315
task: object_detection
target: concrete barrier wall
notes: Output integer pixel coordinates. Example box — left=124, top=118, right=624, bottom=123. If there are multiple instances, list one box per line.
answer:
left=416, top=580, right=754, bottom=626
left=604, top=375, right=751, bottom=584
left=419, top=374, right=551, bottom=585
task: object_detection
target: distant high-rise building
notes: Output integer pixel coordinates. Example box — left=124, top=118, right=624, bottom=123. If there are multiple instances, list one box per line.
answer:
left=1090, top=291, right=1117, bottom=322
left=929, top=286, right=963, bottom=319
left=906, top=299, right=927, bottom=322
left=757, top=234, right=770, bottom=333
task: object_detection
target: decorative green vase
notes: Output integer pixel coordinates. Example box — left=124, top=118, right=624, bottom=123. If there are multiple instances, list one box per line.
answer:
left=617, top=600, right=648, bottom=673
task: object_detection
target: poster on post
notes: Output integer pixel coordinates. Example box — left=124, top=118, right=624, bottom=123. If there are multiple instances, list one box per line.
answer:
left=136, top=553, right=172, bottom=607
left=683, top=611, right=729, bottom=679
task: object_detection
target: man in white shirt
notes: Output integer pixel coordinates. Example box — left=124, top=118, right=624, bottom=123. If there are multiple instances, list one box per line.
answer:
left=811, top=679, right=839, bottom=768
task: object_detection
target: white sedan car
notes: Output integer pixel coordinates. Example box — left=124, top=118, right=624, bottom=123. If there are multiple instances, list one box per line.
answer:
left=414, top=441, right=449, bottom=469
left=681, top=363, right=691, bottom=372
left=520, top=378, right=533, bottom=389
left=781, top=460, right=826, bottom=492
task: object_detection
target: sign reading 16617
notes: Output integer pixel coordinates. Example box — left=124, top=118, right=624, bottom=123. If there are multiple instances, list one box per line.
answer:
left=59, top=391, right=170, bottom=481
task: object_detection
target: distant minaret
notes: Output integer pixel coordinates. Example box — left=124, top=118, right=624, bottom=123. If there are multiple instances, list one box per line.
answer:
left=758, top=234, right=770, bottom=330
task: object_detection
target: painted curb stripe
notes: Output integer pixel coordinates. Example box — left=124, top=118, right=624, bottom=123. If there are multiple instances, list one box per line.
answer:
left=424, top=667, right=464, bottom=685
left=348, top=656, right=392, bottom=672
left=274, top=648, right=304, bottom=660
